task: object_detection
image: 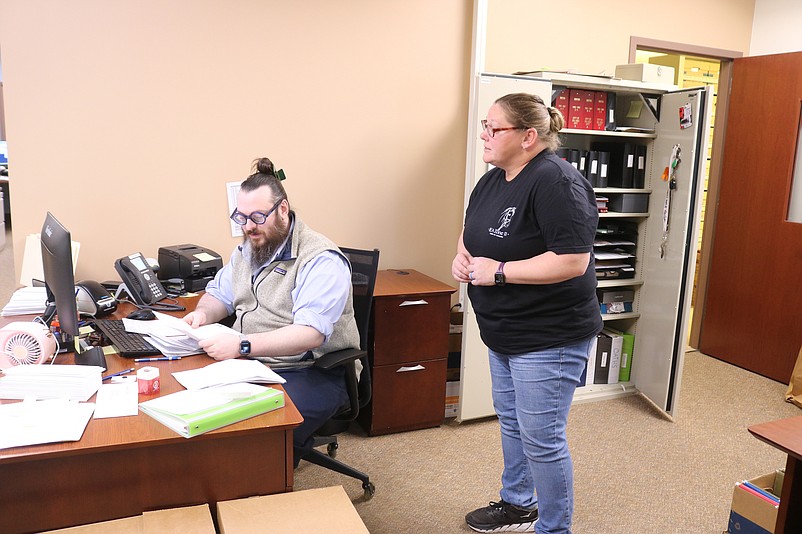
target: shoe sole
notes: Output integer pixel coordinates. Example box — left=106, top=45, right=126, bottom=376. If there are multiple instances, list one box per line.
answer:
left=466, top=520, right=537, bottom=533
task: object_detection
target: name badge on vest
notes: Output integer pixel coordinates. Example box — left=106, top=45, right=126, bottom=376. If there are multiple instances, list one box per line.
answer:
left=273, top=267, right=287, bottom=276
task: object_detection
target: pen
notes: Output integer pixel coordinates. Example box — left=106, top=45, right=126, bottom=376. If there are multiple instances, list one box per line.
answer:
left=133, top=356, right=182, bottom=362
left=102, top=367, right=136, bottom=381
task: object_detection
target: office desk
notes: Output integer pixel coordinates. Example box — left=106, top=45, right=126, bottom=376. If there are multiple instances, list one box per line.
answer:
left=748, top=415, right=802, bottom=534
left=0, top=299, right=303, bottom=534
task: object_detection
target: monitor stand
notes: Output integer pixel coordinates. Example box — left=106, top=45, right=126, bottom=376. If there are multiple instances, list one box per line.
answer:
left=74, top=346, right=108, bottom=370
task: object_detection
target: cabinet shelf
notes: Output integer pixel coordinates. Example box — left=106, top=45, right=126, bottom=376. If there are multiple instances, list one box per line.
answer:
left=562, top=128, right=657, bottom=139
left=601, top=312, right=640, bottom=321
left=597, top=279, right=643, bottom=288
left=600, top=211, right=649, bottom=218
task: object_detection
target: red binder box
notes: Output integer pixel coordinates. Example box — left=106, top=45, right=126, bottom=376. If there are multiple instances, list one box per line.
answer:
left=553, top=88, right=570, bottom=122
left=580, top=90, right=595, bottom=130
left=567, top=89, right=584, bottom=129
left=593, top=91, right=607, bottom=131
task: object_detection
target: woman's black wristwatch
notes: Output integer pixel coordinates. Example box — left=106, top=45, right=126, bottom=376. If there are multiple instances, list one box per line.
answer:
left=494, top=262, right=506, bottom=285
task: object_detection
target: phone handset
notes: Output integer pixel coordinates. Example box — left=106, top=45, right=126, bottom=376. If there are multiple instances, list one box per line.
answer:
left=114, top=252, right=167, bottom=305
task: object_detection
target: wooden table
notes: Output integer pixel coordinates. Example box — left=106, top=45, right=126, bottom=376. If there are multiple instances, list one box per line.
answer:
left=0, top=298, right=303, bottom=534
left=748, top=415, right=802, bottom=534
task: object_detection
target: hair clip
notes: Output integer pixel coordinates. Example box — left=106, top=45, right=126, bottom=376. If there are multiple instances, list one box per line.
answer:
left=275, top=169, right=286, bottom=181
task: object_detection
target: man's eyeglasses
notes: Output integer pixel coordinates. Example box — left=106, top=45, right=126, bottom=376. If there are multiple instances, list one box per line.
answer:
left=230, top=198, right=284, bottom=226
left=481, top=119, right=524, bottom=138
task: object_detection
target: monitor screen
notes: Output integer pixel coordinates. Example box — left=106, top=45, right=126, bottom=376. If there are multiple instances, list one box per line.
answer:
left=40, top=212, right=79, bottom=337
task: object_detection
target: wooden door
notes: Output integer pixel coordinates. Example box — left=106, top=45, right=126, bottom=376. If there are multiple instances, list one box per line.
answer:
left=699, top=52, right=802, bottom=382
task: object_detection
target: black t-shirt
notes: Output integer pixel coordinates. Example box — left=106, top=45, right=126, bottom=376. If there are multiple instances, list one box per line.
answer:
left=464, top=150, right=603, bottom=354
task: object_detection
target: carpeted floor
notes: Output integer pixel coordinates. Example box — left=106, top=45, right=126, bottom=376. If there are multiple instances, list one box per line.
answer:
left=294, top=350, right=799, bottom=533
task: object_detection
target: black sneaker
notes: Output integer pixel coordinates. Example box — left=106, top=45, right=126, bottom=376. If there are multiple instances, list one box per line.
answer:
left=465, top=500, right=538, bottom=533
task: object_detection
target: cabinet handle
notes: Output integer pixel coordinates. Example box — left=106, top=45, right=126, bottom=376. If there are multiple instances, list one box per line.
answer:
left=399, top=299, right=428, bottom=307
left=397, top=365, right=425, bottom=372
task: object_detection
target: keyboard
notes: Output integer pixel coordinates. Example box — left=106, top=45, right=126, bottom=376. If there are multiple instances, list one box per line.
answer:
left=92, top=319, right=160, bottom=358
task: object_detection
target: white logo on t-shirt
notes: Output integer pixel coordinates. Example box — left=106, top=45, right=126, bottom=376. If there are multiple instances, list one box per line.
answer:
left=489, top=207, right=515, bottom=238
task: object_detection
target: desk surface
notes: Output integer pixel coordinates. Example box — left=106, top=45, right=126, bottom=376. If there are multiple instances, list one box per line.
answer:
left=0, top=297, right=304, bottom=534
left=748, top=415, right=802, bottom=460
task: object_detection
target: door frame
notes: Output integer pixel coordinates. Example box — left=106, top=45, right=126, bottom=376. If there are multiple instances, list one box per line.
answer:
left=628, top=36, right=742, bottom=348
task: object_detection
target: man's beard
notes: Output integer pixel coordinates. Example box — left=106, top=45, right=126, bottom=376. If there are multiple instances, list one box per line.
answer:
left=245, top=218, right=290, bottom=271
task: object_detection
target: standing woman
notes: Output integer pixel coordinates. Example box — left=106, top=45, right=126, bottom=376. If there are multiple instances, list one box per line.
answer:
left=453, top=93, right=602, bottom=534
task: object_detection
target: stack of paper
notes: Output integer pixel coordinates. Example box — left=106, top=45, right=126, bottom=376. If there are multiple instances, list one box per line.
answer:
left=1, top=286, right=48, bottom=316
left=0, top=364, right=103, bottom=401
left=172, top=359, right=286, bottom=390
left=0, top=398, right=96, bottom=450
left=121, top=312, right=242, bottom=358
left=139, top=383, right=285, bottom=438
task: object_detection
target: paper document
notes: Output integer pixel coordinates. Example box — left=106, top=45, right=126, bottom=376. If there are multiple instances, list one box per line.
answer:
left=93, top=382, right=139, bottom=418
left=119, top=312, right=241, bottom=358
left=172, top=359, right=286, bottom=390
left=0, top=364, right=102, bottom=401
left=1, top=286, right=48, bottom=316
left=0, top=398, right=95, bottom=450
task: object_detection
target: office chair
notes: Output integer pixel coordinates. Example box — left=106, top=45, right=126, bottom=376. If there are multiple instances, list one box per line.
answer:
left=304, top=247, right=379, bottom=499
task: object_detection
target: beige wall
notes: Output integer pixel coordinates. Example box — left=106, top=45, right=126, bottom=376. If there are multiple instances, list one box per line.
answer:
left=0, top=0, right=472, bottom=286
left=0, top=0, right=756, bottom=292
left=485, top=0, right=755, bottom=74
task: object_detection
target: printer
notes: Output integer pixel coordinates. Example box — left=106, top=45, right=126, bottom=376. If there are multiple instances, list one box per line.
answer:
left=157, top=244, right=223, bottom=292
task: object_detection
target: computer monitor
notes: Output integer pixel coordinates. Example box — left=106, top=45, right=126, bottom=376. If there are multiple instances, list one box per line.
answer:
left=39, top=212, right=79, bottom=338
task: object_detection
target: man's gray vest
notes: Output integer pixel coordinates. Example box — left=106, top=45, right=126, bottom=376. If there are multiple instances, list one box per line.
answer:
left=231, top=217, right=359, bottom=369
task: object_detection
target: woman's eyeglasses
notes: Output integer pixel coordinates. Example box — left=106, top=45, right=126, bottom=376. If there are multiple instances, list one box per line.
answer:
left=481, top=119, right=524, bottom=138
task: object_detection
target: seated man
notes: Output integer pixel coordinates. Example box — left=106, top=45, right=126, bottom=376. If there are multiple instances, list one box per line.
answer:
left=183, top=156, right=360, bottom=465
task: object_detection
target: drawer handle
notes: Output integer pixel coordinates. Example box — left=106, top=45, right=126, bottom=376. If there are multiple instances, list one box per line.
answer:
left=399, top=299, right=428, bottom=307
left=397, top=365, right=425, bottom=372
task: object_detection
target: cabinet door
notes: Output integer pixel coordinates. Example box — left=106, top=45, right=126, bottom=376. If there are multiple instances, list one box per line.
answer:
left=372, top=294, right=450, bottom=366
left=369, top=358, right=448, bottom=435
left=634, top=88, right=712, bottom=415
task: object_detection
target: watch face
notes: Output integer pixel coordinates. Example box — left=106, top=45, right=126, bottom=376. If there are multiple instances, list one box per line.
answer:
left=495, top=272, right=505, bottom=285
left=239, top=340, right=251, bottom=355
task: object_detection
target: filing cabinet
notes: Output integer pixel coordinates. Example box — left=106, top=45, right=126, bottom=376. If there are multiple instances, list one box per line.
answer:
left=358, top=269, right=455, bottom=436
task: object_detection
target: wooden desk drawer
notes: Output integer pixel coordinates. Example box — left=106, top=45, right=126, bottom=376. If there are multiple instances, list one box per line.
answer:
left=365, top=358, right=447, bottom=435
left=372, top=294, right=450, bottom=365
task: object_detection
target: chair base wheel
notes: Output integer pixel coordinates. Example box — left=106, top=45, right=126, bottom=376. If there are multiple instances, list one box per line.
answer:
left=363, top=481, right=376, bottom=499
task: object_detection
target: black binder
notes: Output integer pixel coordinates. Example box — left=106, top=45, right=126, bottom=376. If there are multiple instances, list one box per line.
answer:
left=593, top=333, right=612, bottom=384
left=635, top=145, right=647, bottom=188
left=585, top=150, right=599, bottom=187
left=597, top=151, right=610, bottom=188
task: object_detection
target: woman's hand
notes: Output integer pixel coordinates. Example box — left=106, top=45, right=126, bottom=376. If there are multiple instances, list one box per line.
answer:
left=466, top=257, right=500, bottom=286
left=452, top=251, right=473, bottom=283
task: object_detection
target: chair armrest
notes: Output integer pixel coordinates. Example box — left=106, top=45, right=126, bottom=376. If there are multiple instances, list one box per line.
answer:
left=312, top=348, right=366, bottom=370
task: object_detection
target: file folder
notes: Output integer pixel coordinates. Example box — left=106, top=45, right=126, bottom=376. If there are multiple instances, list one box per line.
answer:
left=139, top=383, right=285, bottom=438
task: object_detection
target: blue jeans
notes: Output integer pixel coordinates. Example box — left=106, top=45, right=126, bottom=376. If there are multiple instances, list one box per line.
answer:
left=489, top=337, right=592, bottom=534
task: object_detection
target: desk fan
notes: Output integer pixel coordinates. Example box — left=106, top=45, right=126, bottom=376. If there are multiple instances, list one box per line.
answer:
left=0, top=322, right=57, bottom=368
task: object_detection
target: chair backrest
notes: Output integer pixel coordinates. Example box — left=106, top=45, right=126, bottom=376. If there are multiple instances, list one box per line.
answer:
left=340, top=247, right=379, bottom=409
left=340, top=247, right=379, bottom=352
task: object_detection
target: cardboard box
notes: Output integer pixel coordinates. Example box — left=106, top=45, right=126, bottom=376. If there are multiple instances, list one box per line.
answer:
left=615, top=63, right=675, bottom=85
left=728, top=471, right=783, bottom=534
left=217, top=486, right=369, bottom=534
left=598, top=289, right=634, bottom=314
left=445, top=380, right=460, bottom=418
left=41, top=504, right=215, bottom=533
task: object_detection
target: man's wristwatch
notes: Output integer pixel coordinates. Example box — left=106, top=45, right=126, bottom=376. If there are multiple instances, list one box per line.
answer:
left=239, top=334, right=251, bottom=356
left=494, top=262, right=506, bottom=286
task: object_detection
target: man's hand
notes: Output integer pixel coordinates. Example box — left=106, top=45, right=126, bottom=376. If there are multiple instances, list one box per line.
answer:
left=199, top=333, right=240, bottom=360
left=183, top=310, right=209, bottom=328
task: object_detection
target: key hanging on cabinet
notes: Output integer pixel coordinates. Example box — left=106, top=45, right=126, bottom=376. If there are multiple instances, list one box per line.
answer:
left=659, top=144, right=681, bottom=259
